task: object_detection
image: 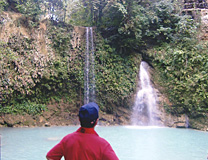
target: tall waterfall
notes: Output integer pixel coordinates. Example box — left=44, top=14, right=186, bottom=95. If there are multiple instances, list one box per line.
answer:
left=131, top=61, right=158, bottom=126
left=84, top=27, right=96, bottom=104
left=90, top=27, right=96, bottom=100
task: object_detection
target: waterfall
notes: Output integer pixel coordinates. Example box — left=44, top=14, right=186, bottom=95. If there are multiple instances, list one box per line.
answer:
left=84, top=27, right=90, bottom=104
left=84, top=27, right=96, bottom=104
left=131, top=61, right=158, bottom=126
left=90, top=27, right=96, bottom=101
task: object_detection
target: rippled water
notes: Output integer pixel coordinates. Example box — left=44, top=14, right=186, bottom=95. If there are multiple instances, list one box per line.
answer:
left=0, top=126, right=208, bottom=160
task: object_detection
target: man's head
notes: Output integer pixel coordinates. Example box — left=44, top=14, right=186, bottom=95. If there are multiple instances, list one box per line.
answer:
left=78, top=102, right=99, bottom=128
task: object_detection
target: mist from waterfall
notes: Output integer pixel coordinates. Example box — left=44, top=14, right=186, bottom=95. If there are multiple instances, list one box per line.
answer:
left=84, top=27, right=96, bottom=104
left=131, top=61, right=158, bottom=126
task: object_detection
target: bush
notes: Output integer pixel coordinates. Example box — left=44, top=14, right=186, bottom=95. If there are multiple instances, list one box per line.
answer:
left=148, top=42, right=208, bottom=115
left=0, top=0, right=8, bottom=12
left=0, top=101, right=47, bottom=115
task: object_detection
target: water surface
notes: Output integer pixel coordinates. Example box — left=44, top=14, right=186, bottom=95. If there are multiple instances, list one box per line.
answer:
left=0, top=126, right=208, bottom=160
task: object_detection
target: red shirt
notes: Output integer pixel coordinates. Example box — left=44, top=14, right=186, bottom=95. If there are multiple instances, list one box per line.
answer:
left=46, top=127, right=119, bottom=160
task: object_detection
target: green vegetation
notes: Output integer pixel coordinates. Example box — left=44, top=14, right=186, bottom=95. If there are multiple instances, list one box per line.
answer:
left=148, top=42, right=208, bottom=116
left=0, top=101, right=47, bottom=115
left=0, top=0, right=207, bottom=120
left=0, top=0, right=8, bottom=12
left=0, top=23, right=84, bottom=114
left=95, top=37, right=141, bottom=112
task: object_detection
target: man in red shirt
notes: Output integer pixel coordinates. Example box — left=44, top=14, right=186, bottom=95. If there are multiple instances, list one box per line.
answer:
left=46, top=102, right=119, bottom=160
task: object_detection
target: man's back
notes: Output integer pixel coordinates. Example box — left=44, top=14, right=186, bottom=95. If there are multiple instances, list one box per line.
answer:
left=46, top=127, right=119, bottom=160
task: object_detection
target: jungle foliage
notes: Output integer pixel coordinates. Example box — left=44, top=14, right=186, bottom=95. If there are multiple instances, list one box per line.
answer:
left=94, top=36, right=141, bottom=112
left=148, top=42, right=208, bottom=116
left=0, top=23, right=84, bottom=114
left=0, top=0, right=207, bottom=117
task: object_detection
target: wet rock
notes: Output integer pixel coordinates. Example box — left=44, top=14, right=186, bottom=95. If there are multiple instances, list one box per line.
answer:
left=175, top=115, right=187, bottom=128
left=45, top=122, right=51, bottom=127
left=176, top=122, right=186, bottom=128
left=71, top=26, right=85, bottom=49
left=3, top=114, right=23, bottom=127
left=0, top=116, right=4, bottom=125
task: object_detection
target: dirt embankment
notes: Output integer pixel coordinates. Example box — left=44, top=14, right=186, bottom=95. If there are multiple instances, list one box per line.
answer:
left=0, top=99, right=208, bottom=131
left=0, top=101, right=131, bottom=127
left=0, top=12, right=131, bottom=128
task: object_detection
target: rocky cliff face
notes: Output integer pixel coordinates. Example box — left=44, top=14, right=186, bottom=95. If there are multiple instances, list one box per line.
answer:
left=0, top=12, right=131, bottom=127
left=0, top=12, right=48, bottom=53
left=155, top=90, right=189, bottom=128
left=149, top=66, right=208, bottom=131
left=0, top=11, right=55, bottom=103
left=0, top=99, right=131, bottom=127
left=0, top=12, right=207, bottom=131
left=200, top=10, right=208, bottom=40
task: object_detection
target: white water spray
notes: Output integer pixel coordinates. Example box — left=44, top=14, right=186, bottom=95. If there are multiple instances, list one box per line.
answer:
left=84, top=27, right=96, bottom=104
left=131, top=61, right=158, bottom=126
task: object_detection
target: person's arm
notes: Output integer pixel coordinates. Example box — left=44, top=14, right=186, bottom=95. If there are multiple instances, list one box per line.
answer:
left=46, top=157, right=53, bottom=160
left=46, top=142, right=64, bottom=160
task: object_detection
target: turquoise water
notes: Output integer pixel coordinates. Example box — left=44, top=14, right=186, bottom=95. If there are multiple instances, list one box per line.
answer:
left=0, top=126, right=208, bottom=160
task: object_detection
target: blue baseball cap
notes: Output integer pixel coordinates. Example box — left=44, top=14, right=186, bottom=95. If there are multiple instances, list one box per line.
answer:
left=79, top=102, right=99, bottom=122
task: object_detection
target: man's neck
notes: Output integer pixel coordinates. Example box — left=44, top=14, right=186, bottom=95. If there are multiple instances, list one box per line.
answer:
left=77, top=127, right=98, bottom=135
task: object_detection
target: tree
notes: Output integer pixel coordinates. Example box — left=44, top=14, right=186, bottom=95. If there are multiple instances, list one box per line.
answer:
left=0, top=0, right=8, bottom=12
left=15, top=0, right=42, bottom=20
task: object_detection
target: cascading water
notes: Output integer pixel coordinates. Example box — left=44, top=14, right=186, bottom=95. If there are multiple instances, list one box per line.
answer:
left=131, top=61, right=158, bottom=126
left=84, top=27, right=96, bottom=104
left=90, top=27, right=96, bottom=101
left=84, top=27, right=90, bottom=104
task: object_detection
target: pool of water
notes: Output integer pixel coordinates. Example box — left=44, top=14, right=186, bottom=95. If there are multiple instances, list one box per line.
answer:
left=0, top=126, right=208, bottom=160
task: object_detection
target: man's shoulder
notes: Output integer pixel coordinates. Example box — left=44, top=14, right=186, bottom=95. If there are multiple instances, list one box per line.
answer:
left=61, top=129, right=110, bottom=145
left=94, top=135, right=111, bottom=145
left=62, top=131, right=77, bottom=140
